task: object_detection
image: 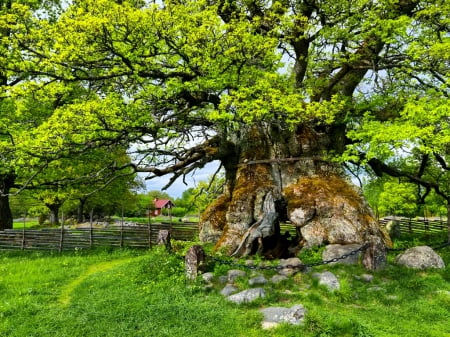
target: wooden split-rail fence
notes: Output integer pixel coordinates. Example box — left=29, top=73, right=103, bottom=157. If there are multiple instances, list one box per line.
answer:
left=0, top=222, right=198, bottom=252
left=0, top=217, right=446, bottom=252
left=379, top=216, right=447, bottom=234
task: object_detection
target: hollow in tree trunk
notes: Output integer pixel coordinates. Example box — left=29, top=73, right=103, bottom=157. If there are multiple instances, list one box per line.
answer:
left=200, top=124, right=391, bottom=267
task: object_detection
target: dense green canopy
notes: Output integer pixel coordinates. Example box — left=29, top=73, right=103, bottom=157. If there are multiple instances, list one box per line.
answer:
left=0, top=0, right=449, bottom=240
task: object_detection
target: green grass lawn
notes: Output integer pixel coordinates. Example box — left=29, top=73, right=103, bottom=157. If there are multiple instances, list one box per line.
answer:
left=12, top=218, right=40, bottom=229
left=0, top=239, right=449, bottom=337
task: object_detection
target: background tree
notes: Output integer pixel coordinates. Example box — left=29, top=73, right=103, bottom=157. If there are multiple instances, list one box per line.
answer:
left=7, top=0, right=450, bottom=260
left=0, top=0, right=65, bottom=230
left=175, top=173, right=225, bottom=219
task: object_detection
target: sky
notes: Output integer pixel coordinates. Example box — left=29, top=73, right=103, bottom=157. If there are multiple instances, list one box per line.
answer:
left=142, top=161, right=221, bottom=198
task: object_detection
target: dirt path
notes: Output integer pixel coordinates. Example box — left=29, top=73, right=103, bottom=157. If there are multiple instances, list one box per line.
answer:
left=58, top=257, right=137, bottom=307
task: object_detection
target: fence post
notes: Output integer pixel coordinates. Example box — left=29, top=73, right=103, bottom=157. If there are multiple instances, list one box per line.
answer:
left=185, top=245, right=205, bottom=280
left=21, top=215, right=26, bottom=250
left=157, top=229, right=171, bottom=252
left=408, top=218, right=412, bottom=233
left=59, top=222, right=64, bottom=253
left=147, top=212, right=152, bottom=249
left=89, top=221, right=93, bottom=248
left=362, top=235, right=386, bottom=271
left=120, top=206, right=124, bottom=248
left=120, top=221, right=124, bottom=248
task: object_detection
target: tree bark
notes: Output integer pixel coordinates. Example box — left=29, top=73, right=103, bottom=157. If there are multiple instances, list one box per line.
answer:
left=0, top=173, right=15, bottom=231
left=200, top=124, right=390, bottom=262
left=47, top=203, right=61, bottom=226
left=77, top=197, right=87, bottom=223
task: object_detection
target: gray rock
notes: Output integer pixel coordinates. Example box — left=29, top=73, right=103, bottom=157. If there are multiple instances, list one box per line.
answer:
left=260, top=305, right=307, bottom=329
left=227, top=269, right=247, bottom=282
left=322, top=244, right=362, bottom=265
left=385, top=220, right=401, bottom=238
left=201, top=272, right=214, bottom=283
left=218, top=275, right=228, bottom=284
left=220, top=285, right=239, bottom=296
left=279, top=257, right=303, bottom=268
left=367, top=286, right=384, bottom=292
left=227, top=288, right=266, bottom=304
left=249, top=275, right=268, bottom=286
left=278, top=257, right=303, bottom=276
left=354, top=273, right=373, bottom=282
left=271, top=275, right=288, bottom=284
left=395, top=246, right=445, bottom=269
left=312, top=271, right=340, bottom=291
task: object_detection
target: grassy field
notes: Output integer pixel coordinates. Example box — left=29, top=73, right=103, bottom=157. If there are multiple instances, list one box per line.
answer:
left=0, top=235, right=449, bottom=337
left=12, top=216, right=197, bottom=230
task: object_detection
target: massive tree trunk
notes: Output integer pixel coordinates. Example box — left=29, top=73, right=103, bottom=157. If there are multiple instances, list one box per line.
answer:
left=0, top=173, right=15, bottom=231
left=200, top=124, right=390, bottom=262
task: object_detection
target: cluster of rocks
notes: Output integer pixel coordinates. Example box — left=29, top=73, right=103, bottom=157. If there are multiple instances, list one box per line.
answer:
left=201, top=265, right=308, bottom=329
left=323, top=243, right=446, bottom=270
left=193, top=244, right=446, bottom=329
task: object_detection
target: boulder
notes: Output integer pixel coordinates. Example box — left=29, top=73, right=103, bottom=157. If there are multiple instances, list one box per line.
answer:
left=285, top=176, right=388, bottom=249
left=395, top=246, right=445, bottom=269
left=322, top=244, right=363, bottom=265
left=227, top=288, right=266, bottom=304
left=312, top=271, right=340, bottom=291
left=260, top=305, right=307, bottom=329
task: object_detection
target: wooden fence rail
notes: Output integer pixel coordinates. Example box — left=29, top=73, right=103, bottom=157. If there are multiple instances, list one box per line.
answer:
left=0, top=222, right=199, bottom=251
left=379, top=217, right=447, bottom=234
left=1, top=218, right=445, bottom=252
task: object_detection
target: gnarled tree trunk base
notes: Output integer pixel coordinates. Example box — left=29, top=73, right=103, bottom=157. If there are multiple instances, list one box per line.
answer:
left=199, top=125, right=391, bottom=268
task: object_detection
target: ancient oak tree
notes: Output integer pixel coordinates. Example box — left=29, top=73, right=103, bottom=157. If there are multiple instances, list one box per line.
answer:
left=8, top=0, right=450, bottom=257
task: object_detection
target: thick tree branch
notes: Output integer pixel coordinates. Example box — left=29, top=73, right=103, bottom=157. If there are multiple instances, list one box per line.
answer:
left=367, top=157, right=448, bottom=200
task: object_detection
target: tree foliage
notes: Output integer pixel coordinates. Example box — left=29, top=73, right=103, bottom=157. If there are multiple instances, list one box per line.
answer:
left=1, top=0, right=449, bottom=242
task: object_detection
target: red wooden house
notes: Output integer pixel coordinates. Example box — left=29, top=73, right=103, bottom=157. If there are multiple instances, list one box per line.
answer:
left=152, top=198, right=175, bottom=216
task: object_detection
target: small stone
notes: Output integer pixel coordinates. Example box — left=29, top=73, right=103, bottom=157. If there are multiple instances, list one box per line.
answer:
left=260, top=304, right=307, bottom=329
left=367, top=286, right=384, bottom=292
left=322, top=244, right=362, bottom=265
left=201, top=272, right=214, bottom=283
left=271, top=275, right=288, bottom=284
left=354, top=273, right=373, bottom=282
left=249, top=275, right=268, bottom=286
left=312, top=271, right=340, bottom=291
left=220, top=285, right=239, bottom=296
left=218, top=275, right=228, bottom=284
left=278, top=257, right=303, bottom=276
left=227, top=269, right=247, bottom=282
left=227, top=288, right=266, bottom=304
left=279, top=257, right=303, bottom=268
